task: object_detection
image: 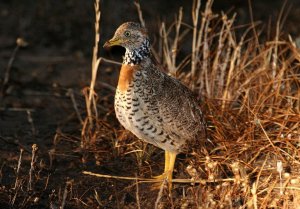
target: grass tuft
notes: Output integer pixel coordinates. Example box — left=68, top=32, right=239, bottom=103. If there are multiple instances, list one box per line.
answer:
left=80, top=0, right=300, bottom=207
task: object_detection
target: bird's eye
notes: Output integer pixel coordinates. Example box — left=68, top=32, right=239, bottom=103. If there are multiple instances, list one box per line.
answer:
left=124, top=31, right=131, bottom=37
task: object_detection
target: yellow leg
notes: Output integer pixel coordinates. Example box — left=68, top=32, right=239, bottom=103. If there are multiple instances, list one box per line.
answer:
left=153, top=151, right=177, bottom=190
left=164, top=151, right=170, bottom=173
left=167, top=152, right=177, bottom=189
left=153, top=151, right=172, bottom=179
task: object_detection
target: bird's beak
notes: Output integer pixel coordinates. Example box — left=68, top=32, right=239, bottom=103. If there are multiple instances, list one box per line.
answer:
left=103, top=37, right=121, bottom=48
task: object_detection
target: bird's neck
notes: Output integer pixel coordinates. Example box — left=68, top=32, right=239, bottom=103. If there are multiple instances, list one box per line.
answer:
left=123, top=39, right=150, bottom=66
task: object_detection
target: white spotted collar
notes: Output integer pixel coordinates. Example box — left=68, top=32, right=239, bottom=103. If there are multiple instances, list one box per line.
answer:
left=123, top=39, right=150, bottom=65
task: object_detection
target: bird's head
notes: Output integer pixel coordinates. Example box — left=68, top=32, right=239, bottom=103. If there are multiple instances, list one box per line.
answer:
left=104, top=22, right=149, bottom=52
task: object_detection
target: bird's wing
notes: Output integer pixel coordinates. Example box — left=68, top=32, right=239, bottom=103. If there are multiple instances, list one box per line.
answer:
left=151, top=69, right=206, bottom=144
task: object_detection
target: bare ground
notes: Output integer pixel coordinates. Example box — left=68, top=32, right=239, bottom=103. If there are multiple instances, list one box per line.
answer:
left=1, top=1, right=300, bottom=208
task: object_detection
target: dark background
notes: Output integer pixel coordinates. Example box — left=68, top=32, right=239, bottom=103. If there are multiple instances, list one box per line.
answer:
left=0, top=0, right=299, bottom=207
left=1, top=0, right=300, bottom=56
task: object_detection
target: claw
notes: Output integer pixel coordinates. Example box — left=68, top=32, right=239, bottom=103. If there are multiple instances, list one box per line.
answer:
left=151, top=172, right=170, bottom=190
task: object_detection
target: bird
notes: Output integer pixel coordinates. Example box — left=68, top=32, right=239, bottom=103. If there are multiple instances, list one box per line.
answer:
left=103, top=22, right=206, bottom=189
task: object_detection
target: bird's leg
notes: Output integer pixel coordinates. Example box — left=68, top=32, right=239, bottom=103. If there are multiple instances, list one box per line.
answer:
left=166, top=152, right=177, bottom=189
left=154, top=151, right=170, bottom=179
left=152, top=151, right=177, bottom=190
left=164, top=151, right=170, bottom=173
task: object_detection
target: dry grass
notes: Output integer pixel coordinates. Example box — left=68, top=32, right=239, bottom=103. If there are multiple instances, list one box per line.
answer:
left=1, top=0, right=299, bottom=208
left=81, top=0, right=102, bottom=150
left=82, top=0, right=300, bottom=208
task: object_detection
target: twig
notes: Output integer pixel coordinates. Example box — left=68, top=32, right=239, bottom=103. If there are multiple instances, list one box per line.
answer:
left=83, top=171, right=239, bottom=184
left=14, top=148, right=24, bottom=189
left=247, top=0, right=259, bottom=47
left=67, top=88, right=83, bottom=124
left=161, top=23, right=172, bottom=73
left=26, top=110, right=36, bottom=136
left=277, top=160, right=283, bottom=195
left=251, top=182, right=258, bottom=209
left=61, top=181, right=70, bottom=209
left=101, top=57, right=122, bottom=66
left=134, top=1, right=146, bottom=27
left=28, top=144, right=38, bottom=191
left=135, top=173, right=141, bottom=209
left=44, top=174, right=51, bottom=191
left=94, top=189, right=103, bottom=206
left=83, top=171, right=150, bottom=181
left=172, top=7, right=183, bottom=72
left=1, top=38, right=28, bottom=97
left=86, top=0, right=101, bottom=128
left=202, top=0, right=214, bottom=96
left=155, top=179, right=166, bottom=209
left=191, top=0, right=201, bottom=82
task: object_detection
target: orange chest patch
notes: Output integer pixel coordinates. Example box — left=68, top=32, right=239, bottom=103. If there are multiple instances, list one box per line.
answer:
left=117, top=64, right=139, bottom=92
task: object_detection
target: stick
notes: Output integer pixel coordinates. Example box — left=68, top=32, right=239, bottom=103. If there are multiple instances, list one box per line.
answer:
left=83, top=171, right=239, bottom=184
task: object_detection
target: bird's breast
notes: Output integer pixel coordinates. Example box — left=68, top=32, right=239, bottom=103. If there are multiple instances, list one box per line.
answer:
left=117, top=64, right=140, bottom=92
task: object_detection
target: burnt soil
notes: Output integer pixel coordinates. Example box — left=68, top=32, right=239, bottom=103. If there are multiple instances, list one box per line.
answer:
left=1, top=0, right=300, bottom=208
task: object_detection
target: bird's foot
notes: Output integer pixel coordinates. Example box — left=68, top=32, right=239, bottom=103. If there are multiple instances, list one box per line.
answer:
left=151, top=171, right=172, bottom=191
left=153, top=173, right=167, bottom=180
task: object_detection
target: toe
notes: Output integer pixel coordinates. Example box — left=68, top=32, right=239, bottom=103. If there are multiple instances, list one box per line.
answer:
left=152, top=173, right=167, bottom=180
